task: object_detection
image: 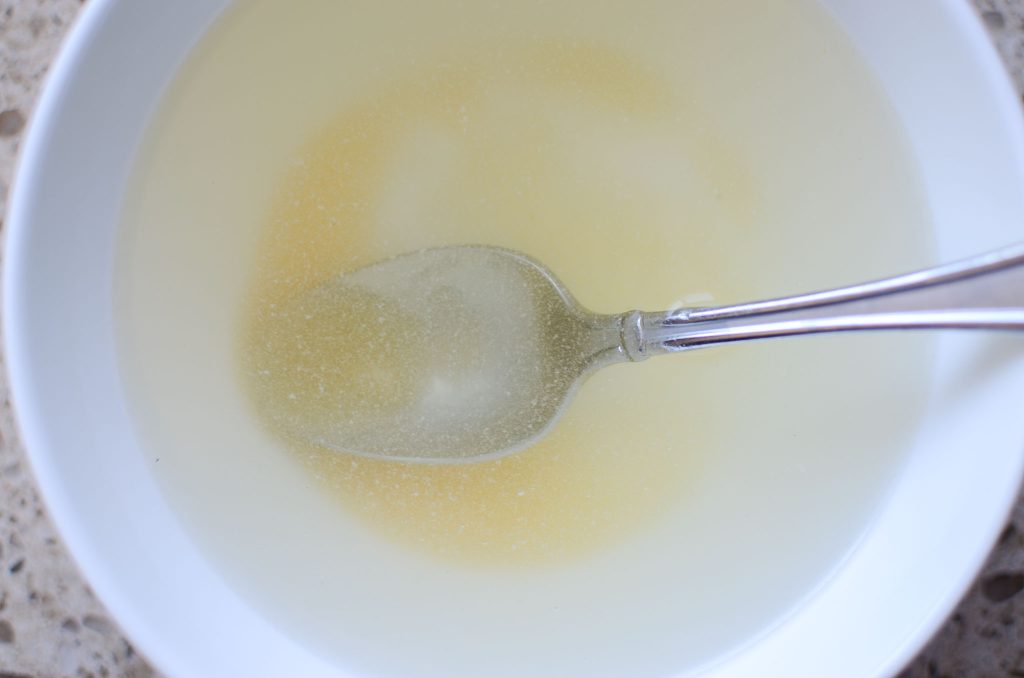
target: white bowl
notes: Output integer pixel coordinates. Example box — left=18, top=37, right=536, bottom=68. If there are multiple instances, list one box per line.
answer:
left=6, top=0, right=1024, bottom=676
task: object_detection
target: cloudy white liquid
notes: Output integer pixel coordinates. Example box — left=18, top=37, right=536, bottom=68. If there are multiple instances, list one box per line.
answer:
left=117, top=0, right=934, bottom=675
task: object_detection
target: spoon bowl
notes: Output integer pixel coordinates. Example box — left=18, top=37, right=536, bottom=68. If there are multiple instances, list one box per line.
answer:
left=250, top=247, right=621, bottom=462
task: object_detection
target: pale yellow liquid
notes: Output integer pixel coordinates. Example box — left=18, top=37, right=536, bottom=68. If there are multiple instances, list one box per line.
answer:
left=118, top=0, right=934, bottom=675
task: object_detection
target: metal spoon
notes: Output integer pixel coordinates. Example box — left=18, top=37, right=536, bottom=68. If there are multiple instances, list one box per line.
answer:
left=252, top=243, right=1024, bottom=463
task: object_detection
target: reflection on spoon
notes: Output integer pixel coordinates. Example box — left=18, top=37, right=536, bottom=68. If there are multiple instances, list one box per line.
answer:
left=250, top=244, right=1024, bottom=463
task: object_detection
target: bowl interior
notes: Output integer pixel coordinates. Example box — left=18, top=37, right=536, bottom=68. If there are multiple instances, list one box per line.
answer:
left=6, top=0, right=1024, bottom=676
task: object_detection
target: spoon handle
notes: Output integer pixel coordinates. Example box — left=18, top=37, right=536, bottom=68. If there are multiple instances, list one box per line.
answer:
left=627, top=243, right=1024, bottom=357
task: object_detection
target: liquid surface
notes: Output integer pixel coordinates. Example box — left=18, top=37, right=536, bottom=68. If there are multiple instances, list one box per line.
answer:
left=117, top=0, right=934, bottom=675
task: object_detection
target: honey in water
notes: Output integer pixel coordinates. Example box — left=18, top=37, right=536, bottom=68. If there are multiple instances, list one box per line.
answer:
left=117, top=0, right=934, bottom=674
left=241, top=39, right=723, bottom=566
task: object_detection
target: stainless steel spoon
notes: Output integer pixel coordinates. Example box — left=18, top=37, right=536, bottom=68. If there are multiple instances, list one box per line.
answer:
left=254, top=243, right=1024, bottom=464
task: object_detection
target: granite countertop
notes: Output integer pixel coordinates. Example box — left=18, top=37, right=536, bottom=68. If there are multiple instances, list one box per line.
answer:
left=1, top=1, right=1024, bottom=676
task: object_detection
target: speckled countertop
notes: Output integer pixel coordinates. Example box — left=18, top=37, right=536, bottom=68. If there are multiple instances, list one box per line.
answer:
left=1, top=1, right=1024, bottom=677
